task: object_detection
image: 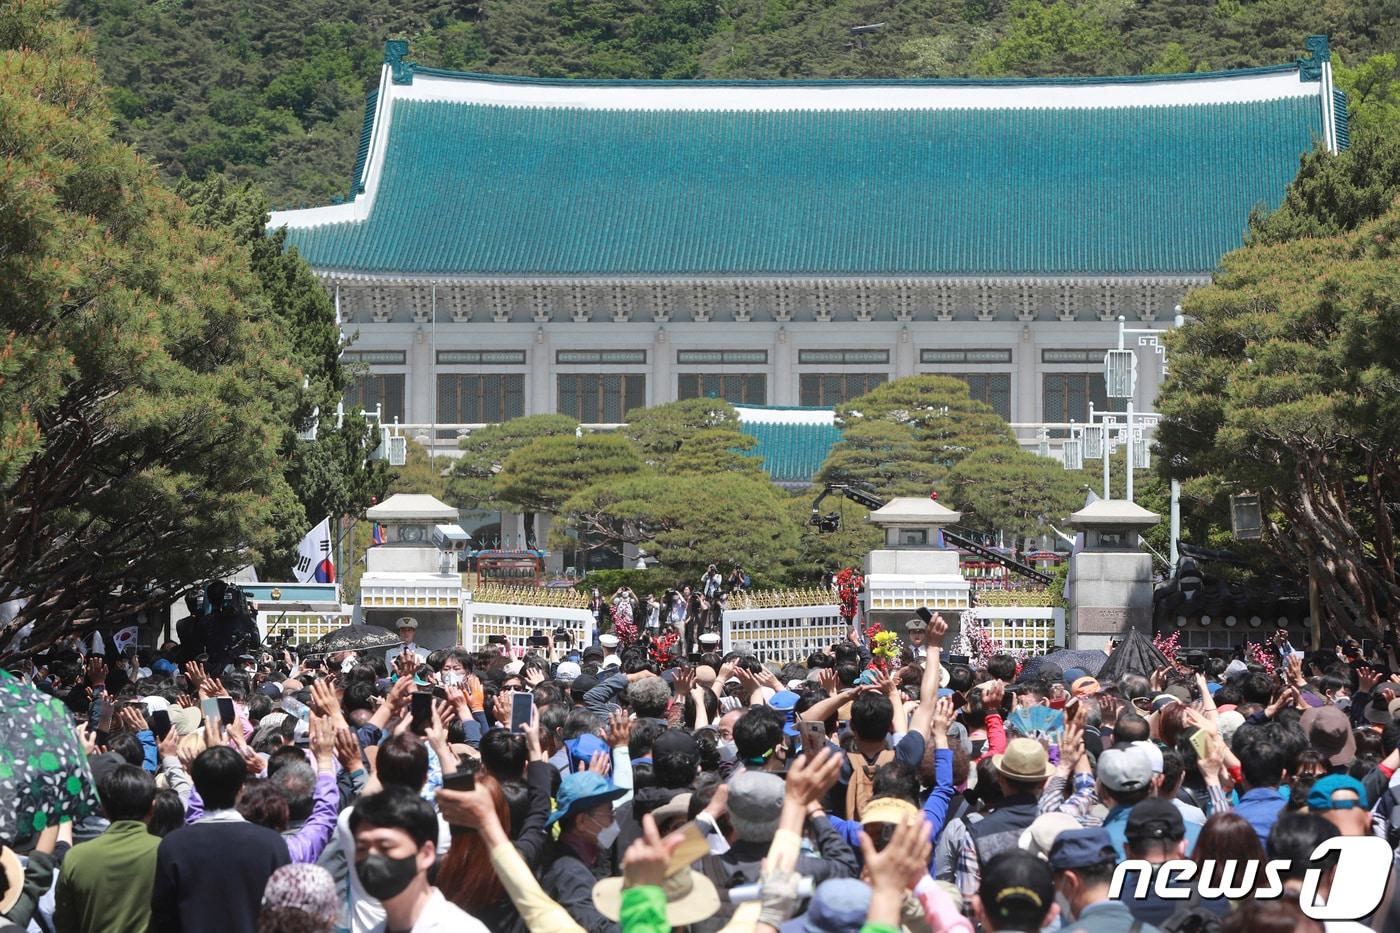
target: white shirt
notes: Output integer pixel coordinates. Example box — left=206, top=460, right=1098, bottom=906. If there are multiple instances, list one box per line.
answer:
left=372, top=889, right=489, bottom=933
left=385, top=644, right=430, bottom=667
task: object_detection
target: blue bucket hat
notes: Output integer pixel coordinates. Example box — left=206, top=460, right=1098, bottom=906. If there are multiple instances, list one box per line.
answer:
left=780, top=878, right=872, bottom=933
left=548, top=771, right=627, bottom=827
left=1307, top=774, right=1369, bottom=812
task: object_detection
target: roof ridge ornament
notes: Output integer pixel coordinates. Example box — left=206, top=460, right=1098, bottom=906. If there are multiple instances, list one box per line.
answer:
left=385, top=40, right=414, bottom=86
left=1297, top=35, right=1329, bottom=82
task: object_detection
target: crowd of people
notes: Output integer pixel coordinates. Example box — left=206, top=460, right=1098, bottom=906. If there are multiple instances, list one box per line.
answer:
left=3, top=615, right=1400, bottom=932
left=588, top=563, right=750, bottom=654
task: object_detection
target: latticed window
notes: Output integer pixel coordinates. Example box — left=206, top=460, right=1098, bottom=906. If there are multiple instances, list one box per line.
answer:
left=557, top=374, right=646, bottom=422
left=677, top=373, right=767, bottom=405
left=345, top=374, right=405, bottom=423
left=1042, top=373, right=1106, bottom=428
left=950, top=373, right=1011, bottom=420
left=799, top=373, right=886, bottom=406
left=437, top=374, right=524, bottom=424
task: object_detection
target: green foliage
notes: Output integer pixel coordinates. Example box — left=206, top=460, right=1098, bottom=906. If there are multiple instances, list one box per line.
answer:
left=946, top=446, right=1084, bottom=541
left=388, top=439, right=451, bottom=499
left=64, top=0, right=1399, bottom=206
left=668, top=428, right=762, bottom=476
left=448, top=413, right=578, bottom=509
left=572, top=568, right=670, bottom=595
left=973, top=0, right=1120, bottom=76
left=833, top=375, right=1018, bottom=471
left=816, top=420, right=944, bottom=500
left=0, top=0, right=305, bottom=656
left=1155, top=196, right=1400, bottom=638
left=496, top=432, right=645, bottom=515
left=177, top=173, right=389, bottom=534
left=622, top=397, right=737, bottom=468
left=1336, top=53, right=1400, bottom=134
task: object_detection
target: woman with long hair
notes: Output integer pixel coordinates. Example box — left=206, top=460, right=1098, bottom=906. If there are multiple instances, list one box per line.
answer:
left=436, top=772, right=522, bottom=932
left=1181, top=812, right=1268, bottom=923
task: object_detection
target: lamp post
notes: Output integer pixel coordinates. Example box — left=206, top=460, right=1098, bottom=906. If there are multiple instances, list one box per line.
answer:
left=1081, top=311, right=1184, bottom=564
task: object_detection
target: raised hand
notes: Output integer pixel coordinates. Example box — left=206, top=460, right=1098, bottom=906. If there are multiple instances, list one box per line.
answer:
left=86, top=657, right=107, bottom=689
left=981, top=679, right=1006, bottom=711
left=607, top=708, right=632, bottom=749
left=672, top=666, right=696, bottom=697
left=929, top=695, right=954, bottom=737
left=784, top=747, right=842, bottom=807
left=523, top=708, right=545, bottom=762
left=309, top=713, right=336, bottom=770
left=927, top=613, right=949, bottom=647
left=860, top=816, right=933, bottom=900
left=816, top=667, right=842, bottom=696
left=523, top=666, right=545, bottom=688
left=587, top=749, right=612, bottom=777
left=310, top=678, right=347, bottom=727
left=1059, top=719, right=1085, bottom=772
left=334, top=727, right=363, bottom=772
left=116, top=705, right=148, bottom=735
left=1358, top=666, right=1383, bottom=694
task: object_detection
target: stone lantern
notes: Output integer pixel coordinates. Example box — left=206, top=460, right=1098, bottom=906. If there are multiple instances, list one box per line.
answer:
left=862, top=497, right=970, bottom=641
left=1066, top=499, right=1161, bottom=649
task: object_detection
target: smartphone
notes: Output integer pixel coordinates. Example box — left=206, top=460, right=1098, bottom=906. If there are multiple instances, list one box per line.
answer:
left=527, top=636, right=549, bottom=648
left=510, top=690, right=534, bottom=732
left=1189, top=727, right=1211, bottom=760
left=281, top=696, right=310, bottom=721
left=915, top=607, right=933, bottom=623
left=150, top=709, right=172, bottom=740
left=410, top=692, right=433, bottom=734
left=200, top=698, right=221, bottom=726
left=487, top=635, right=507, bottom=645
left=430, top=686, right=450, bottom=701
left=947, top=655, right=970, bottom=667
left=89, top=698, right=111, bottom=734
left=216, top=697, right=236, bottom=725
left=799, top=720, right=826, bottom=758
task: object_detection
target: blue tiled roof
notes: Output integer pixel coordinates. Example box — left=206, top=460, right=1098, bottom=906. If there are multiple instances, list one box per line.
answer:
left=282, top=86, right=1326, bottom=277
left=737, top=419, right=842, bottom=484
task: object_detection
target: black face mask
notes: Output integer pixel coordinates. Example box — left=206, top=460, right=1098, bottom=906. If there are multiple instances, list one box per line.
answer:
left=356, top=852, right=419, bottom=901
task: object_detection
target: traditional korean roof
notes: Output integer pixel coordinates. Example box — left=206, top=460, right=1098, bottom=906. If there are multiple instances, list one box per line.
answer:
left=734, top=406, right=841, bottom=484
left=271, top=38, right=1344, bottom=279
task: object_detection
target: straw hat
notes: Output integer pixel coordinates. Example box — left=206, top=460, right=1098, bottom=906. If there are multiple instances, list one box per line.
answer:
left=593, top=867, right=720, bottom=926
left=0, top=845, right=22, bottom=914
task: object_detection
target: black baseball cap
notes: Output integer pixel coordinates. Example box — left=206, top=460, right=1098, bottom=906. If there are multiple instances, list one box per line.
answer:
left=980, top=851, right=1053, bottom=929
left=1126, top=797, right=1185, bottom=841
left=570, top=672, right=600, bottom=701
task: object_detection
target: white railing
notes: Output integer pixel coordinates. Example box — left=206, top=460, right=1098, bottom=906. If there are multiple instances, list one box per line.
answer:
left=723, top=603, right=846, bottom=665
left=384, top=423, right=626, bottom=457
left=965, top=606, right=1065, bottom=654
left=461, top=599, right=596, bottom=649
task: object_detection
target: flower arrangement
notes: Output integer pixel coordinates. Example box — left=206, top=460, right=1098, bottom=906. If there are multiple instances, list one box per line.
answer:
left=953, top=612, right=1023, bottom=667
left=649, top=630, right=679, bottom=666
left=1152, top=630, right=1181, bottom=658
left=834, top=568, right=864, bottom=626
left=1245, top=639, right=1276, bottom=677
left=862, top=622, right=902, bottom=674
left=611, top=608, right=638, bottom=647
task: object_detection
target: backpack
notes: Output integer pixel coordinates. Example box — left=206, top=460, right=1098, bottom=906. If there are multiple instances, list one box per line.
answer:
left=845, top=748, right=896, bottom=820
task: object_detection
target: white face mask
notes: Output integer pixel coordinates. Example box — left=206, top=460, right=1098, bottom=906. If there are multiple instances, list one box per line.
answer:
left=717, top=740, right=737, bottom=763
left=596, top=818, right=621, bottom=850
left=442, top=671, right=465, bottom=687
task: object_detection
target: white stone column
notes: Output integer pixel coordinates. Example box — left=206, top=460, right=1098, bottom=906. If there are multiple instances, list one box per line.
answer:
left=652, top=327, right=671, bottom=406
left=894, top=325, right=914, bottom=379
left=407, top=324, right=434, bottom=424
left=530, top=326, right=552, bottom=416
left=772, top=325, right=794, bottom=405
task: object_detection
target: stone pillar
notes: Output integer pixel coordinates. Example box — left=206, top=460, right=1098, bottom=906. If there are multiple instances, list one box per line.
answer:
left=530, top=326, right=552, bottom=416
left=1067, top=500, right=1161, bottom=649
left=772, top=326, right=794, bottom=405
left=652, top=327, right=671, bottom=406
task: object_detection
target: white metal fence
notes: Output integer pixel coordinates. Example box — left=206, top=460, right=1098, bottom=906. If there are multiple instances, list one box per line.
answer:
left=461, top=599, right=596, bottom=650
left=722, top=603, right=847, bottom=665
left=963, top=606, right=1066, bottom=654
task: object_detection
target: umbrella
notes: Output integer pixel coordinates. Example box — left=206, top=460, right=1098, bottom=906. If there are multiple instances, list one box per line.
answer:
left=1019, top=648, right=1109, bottom=683
left=1094, top=627, right=1169, bottom=684
left=303, top=624, right=401, bottom=657
left=0, top=670, right=100, bottom=844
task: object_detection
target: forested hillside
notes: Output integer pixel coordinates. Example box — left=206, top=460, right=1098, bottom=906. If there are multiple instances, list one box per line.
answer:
left=65, top=0, right=1400, bottom=206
